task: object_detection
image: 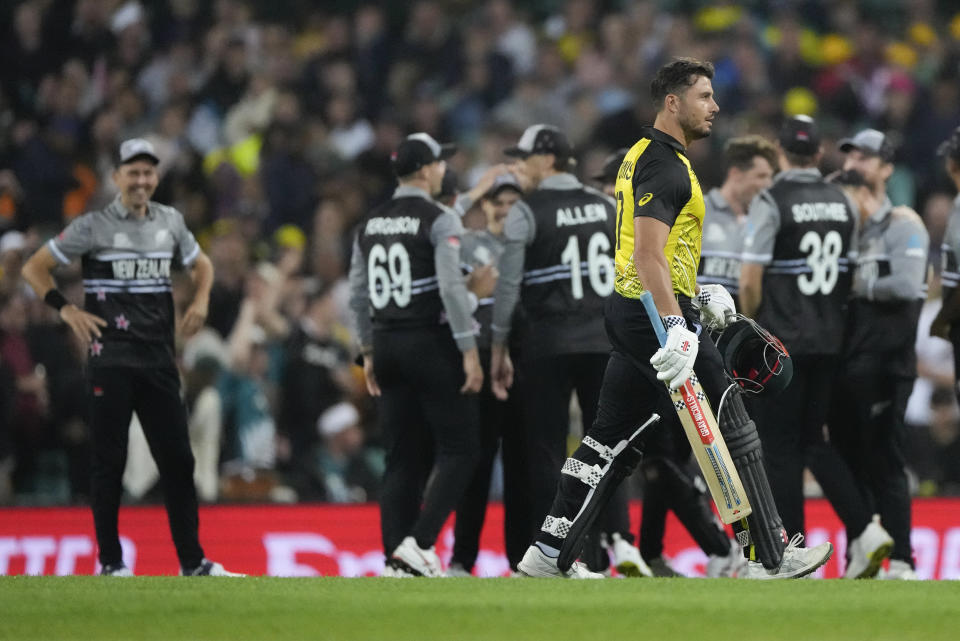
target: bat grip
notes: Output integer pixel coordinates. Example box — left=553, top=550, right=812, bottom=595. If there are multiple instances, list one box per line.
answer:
left=639, top=291, right=668, bottom=347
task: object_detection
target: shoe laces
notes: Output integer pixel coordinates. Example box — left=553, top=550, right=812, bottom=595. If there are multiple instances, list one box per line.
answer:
left=785, top=532, right=804, bottom=551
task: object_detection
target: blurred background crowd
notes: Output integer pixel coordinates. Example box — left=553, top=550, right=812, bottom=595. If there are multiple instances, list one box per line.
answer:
left=1, top=0, right=959, bottom=506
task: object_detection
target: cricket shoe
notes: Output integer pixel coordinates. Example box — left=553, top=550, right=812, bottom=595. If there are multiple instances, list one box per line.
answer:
left=741, top=534, right=833, bottom=580
left=610, top=533, right=652, bottom=577
left=445, top=562, right=472, bottom=577
left=646, top=556, right=682, bottom=577
left=517, top=545, right=604, bottom=579
left=706, top=540, right=749, bottom=578
left=879, top=560, right=919, bottom=580
left=389, top=536, right=444, bottom=577
left=100, top=563, right=134, bottom=577
left=844, top=516, right=894, bottom=579
left=381, top=564, right=415, bottom=578
left=180, top=559, right=245, bottom=576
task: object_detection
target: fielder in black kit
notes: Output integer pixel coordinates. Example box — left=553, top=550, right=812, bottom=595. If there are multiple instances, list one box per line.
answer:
left=348, top=133, right=483, bottom=577
left=21, top=139, right=242, bottom=576
left=740, top=117, right=893, bottom=578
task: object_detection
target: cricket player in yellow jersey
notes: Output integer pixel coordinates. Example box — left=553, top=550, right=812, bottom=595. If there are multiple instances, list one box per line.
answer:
left=517, top=58, right=834, bottom=579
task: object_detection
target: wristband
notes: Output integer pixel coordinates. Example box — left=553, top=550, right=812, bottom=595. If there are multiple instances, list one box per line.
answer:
left=44, top=289, right=68, bottom=311
left=662, top=315, right=686, bottom=330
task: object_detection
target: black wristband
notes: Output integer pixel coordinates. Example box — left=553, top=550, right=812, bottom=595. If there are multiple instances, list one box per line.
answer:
left=44, top=289, right=68, bottom=311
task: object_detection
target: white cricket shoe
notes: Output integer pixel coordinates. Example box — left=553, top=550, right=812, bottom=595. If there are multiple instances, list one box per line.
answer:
left=741, top=534, right=833, bottom=580
left=99, top=563, right=134, bottom=577
left=610, top=533, right=652, bottom=577
left=517, top=545, right=604, bottom=579
left=706, top=539, right=749, bottom=578
left=844, top=516, right=894, bottom=579
left=879, top=560, right=919, bottom=580
left=180, top=559, right=245, bottom=576
left=389, top=536, right=444, bottom=577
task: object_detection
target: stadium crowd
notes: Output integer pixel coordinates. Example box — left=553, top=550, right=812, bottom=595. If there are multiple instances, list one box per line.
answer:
left=1, top=0, right=960, bottom=510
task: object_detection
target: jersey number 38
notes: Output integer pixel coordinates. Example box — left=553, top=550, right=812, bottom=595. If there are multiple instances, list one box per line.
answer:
left=797, top=230, right=842, bottom=296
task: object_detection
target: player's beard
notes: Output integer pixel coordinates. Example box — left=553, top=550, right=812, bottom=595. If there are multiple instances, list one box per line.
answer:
left=679, top=110, right=713, bottom=141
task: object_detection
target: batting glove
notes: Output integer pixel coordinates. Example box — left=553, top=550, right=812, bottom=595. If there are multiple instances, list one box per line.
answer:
left=650, top=315, right=699, bottom=390
left=693, top=284, right=737, bottom=330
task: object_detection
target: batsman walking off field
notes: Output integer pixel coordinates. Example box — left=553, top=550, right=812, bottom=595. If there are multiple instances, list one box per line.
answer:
left=516, top=58, right=834, bottom=579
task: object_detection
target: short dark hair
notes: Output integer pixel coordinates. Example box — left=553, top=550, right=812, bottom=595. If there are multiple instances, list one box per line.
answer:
left=783, top=150, right=818, bottom=168
left=724, top=135, right=778, bottom=174
left=651, top=58, right=715, bottom=108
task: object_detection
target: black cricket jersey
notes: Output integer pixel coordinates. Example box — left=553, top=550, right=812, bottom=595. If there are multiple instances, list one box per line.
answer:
left=48, top=197, right=201, bottom=368
left=741, top=168, right=856, bottom=356
left=356, top=193, right=446, bottom=329
left=494, top=173, right=616, bottom=358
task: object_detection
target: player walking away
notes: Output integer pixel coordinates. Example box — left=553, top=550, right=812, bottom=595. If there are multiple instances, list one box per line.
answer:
left=487, top=124, right=648, bottom=578
left=515, top=59, right=832, bottom=579
left=832, top=129, right=929, bottom=580
left=699, top=136, right=778, bottom=298
left=931, top=126, right=960, bottom=403
left=20, top=139, right=242, bottom=577
left=447, top=173, right=532, bottom=576
left=594, top=150, right=745, bottom=578
left=348, top=133, right=483, bottom=577
left=739, top=117, right=893, bottom=579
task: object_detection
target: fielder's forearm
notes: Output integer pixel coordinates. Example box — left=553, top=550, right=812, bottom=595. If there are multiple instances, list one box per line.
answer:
left=190, top=251, right=214, bottom=303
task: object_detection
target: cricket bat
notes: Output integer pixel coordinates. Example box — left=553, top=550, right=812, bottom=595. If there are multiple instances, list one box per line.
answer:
left=639, top=291, right=752, bottom=524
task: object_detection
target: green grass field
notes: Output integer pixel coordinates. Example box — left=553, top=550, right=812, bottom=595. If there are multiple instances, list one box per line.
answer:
left=1, top=576, right=956, bottom=641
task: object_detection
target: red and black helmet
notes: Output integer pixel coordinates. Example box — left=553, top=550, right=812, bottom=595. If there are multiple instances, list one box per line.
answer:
left=714, top=316, right=793, bottom=396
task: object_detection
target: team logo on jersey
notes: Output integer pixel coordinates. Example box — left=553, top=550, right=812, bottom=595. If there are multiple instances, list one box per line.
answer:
left=113, top=233, right=133, bottom=248
left=638, top=193, right=654, bottom=206
left=155, top=229, right=170, bottom=245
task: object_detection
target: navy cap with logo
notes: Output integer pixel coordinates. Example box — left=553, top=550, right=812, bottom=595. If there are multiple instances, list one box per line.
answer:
left=778, top=115, right=821, bottom=156
left=118, top=138, right=160, bottom=166
left=838, top=128, right=895, bottom=163
left=594, top=148, right=629, bottom=183
left=937, top=126, right=960, bottom=161
left=504, top=124, right=572, bottom=160
left=391, top=133, right=457, bottom=177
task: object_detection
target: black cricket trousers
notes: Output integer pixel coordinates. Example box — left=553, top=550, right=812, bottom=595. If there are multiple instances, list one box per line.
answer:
left=749, top=355, right=872, bottom=540
left=452, top=348, right=530, bottom=572
left=373, top=325, right=480, bottom=555
left=88, top=366, right=204, bottom=569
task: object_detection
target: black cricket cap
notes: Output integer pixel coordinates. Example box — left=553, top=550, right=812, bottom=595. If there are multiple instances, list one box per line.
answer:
left=504, top=124, right=572, bottom=160
left=391, top=133, right=456, bottom=177
left=439, top=167, right=458, bottom=199
left=838, top=128, right=895, bottom=163
left=779, top=115, right=821, bottom=156
left=593, top=148, right=629, bottom=182
left=937, top=126, right=960, bottom=161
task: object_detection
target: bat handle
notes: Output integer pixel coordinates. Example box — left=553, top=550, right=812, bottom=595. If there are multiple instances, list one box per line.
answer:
left=639, top=291, right=668, bottom=347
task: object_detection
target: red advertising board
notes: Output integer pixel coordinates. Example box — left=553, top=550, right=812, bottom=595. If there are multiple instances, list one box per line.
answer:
left=1, top=499, right=958, bottom=579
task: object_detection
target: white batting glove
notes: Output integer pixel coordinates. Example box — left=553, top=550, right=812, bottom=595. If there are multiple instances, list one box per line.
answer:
left=693, top=284, right=737, bottom=330
left=650, top=315, right=699, bottom=390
